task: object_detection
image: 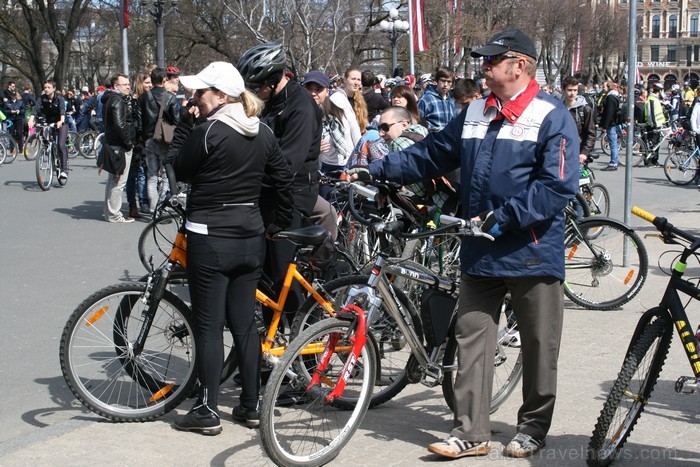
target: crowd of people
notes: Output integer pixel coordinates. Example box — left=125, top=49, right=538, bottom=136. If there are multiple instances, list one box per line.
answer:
left=4, top=27, right=698, bottom=461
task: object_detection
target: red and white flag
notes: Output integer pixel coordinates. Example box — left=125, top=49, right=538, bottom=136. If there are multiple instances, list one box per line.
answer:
left=452, top=0, right=461, bottom=54
left=121, top=0, right=130, bottom=29
left=572, top=32, right=581, bottom=74
left=411, top=0, right=428, bottom=52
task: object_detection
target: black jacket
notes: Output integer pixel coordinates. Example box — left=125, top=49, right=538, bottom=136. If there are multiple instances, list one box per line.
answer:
left=33, top=93, right=65, bottom=124
left=600, top=91, right=620, bottom=129
left=363, top=89, right=389, bottom=122
left=102, top=91, right=133, bottom=149
left=172, top=108, right=294, bottom=238
left=138, top=86, right=179, bottom=141
left=262, top=81, right=321, bottom=184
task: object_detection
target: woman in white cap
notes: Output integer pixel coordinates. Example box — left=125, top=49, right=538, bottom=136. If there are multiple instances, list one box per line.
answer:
left=171, top=62, right=294, bottom=434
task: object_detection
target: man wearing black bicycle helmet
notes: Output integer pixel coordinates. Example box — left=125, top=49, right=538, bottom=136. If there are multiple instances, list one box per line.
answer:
left=237, top=40, right=322, bottom=313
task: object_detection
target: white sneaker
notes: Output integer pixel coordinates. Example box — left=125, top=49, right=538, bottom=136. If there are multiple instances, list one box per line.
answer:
left=59, top=171, right=68, bottom=182
left=497, top=328, right=521, bottom=348
left=108, top=216, right=135, bottom=223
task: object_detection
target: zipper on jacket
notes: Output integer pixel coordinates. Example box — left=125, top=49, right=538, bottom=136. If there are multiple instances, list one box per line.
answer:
left=530, top=228, right=539, bottom=245
left=559, top=138, right=566, bottom=180
left=223, top=203, right=256, bottom=206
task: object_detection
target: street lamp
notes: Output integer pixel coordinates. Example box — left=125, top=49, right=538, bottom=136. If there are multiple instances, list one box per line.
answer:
left=380, top=8, right=410, bottom=76
left=141, top=0, right=179, bottom=68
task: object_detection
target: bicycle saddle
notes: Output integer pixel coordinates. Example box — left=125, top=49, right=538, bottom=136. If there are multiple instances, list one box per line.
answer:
left=273, top=225, right=329, bottom=246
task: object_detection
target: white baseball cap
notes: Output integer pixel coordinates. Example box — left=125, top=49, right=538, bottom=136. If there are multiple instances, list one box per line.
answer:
left=180, top=62, right=245, bottom=98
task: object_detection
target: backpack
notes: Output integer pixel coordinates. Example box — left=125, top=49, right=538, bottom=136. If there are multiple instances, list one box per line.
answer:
left=611, top=94, right=626, bottom=124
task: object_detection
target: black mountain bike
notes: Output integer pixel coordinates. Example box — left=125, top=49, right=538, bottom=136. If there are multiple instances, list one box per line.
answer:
left=588, top=206, right=700, bottom=466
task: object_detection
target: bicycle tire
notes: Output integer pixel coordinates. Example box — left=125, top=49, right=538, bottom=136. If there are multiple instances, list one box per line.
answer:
left=260, top=318, right=376, bottom=467
left=94, top=132, right=104, bottom=158
left=290, top=274, right=417, bottom=408
left=59, top=282, right=198, bottom=422
left=663, top=150, right=699, bottom=186
left=564, top=217, right=648, bottom=310
left=587, top=313, right=672, bottom=466
left=79, top=131, right=97, bottom=159
left=0, top=133, right=18, bottom=163
left=581, top=182, right=611, bottom=217
left=617, top=136, right=645, bottom=167
left=67, top=130, right=79, bottom=158
left=25, top=133, right=39, bottom=160
left=138, top=211, right=183, bottom=272
left=442, top=295, right=523, bottom=414
left=0, top=140, right=6, bottom=165
left=35, top=147, right=53, bottom=191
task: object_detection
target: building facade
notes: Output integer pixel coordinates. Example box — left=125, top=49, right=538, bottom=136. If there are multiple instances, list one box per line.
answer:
left=619, top=0, right=700, bottom=87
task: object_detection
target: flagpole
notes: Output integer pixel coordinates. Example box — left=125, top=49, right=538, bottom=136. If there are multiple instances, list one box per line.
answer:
left=121, top=0, right=129, bottom=75
left=408, top=0, right=415, bottom=75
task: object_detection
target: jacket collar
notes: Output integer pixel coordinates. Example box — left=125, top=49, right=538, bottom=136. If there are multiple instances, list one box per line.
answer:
left=484, top=78, right=539, bottom=124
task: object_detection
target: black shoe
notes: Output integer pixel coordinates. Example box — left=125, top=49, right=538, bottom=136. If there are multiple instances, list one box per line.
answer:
left=601, top=165, right=618, bottom=171
left=232, top=404, right=260, bottom=429
left=174, top=405, right=222, bottom=436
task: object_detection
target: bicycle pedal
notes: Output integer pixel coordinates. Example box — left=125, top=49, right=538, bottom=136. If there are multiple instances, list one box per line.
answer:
left=674, top=376, right=700, bottom=395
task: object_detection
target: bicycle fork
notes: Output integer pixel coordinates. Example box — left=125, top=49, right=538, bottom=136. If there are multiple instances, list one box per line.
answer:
left=132, top=262, right=175, bottom=355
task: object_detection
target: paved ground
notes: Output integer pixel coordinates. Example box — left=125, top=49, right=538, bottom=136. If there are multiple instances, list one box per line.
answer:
left=0, top=152, right=699, bottom=466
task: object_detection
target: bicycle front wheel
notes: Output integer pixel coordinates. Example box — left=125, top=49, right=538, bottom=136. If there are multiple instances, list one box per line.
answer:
left=564, top=218, right=648, bottom=310
left=442, top=294, right=523, bottom=414
left=35, top=148, right=53, bottom=191
left=663, top=150, right=699, bottom=185
left=25, top=134, right=39, bottom=160
left=59, top=282, right=197, bottom=422
left=0, top=141, right=6, bottom=165
left=138, top=211, right=183, bottom=272
left=260, top=318, right=376, bottom=467
left=291, top=274, right=417, bottom=408
left=587, top=312, right=672, bottom=466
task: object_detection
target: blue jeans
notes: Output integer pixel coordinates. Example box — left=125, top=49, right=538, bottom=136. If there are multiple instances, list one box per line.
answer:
left=126, top=157, right=147, bottom=207
left=607, top=125, right=621, bottom=166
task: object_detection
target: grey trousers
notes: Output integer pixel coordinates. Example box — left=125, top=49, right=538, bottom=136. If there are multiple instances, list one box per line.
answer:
left=450, top=274, right=564, bottom=442
left=103, top=149, right=133, bottom=221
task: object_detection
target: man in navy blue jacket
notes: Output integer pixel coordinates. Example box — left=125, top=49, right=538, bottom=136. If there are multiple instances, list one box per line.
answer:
left=351, top=29, right=578, bottom=459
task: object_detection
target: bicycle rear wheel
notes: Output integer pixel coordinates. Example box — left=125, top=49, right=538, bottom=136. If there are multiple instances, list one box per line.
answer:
left=0, top=133, right=18, bottom=163
left=35, top=148, right=53, bottom=191
left=663, top=151, right=699, bottom=185
left=67, top=130, right=79, bottom=158
left=617, top=137, right=645, bottom=167
left=0, top=141, right=6, bottom=165
left=59, top=282, right=197, bottom=422
left=564, top=218, right=648, bottom=310
left=260, top=318, right=376, bottom=467
left=442, top=294, right=523, bottom=414
left=587, top=312, right=672, bottom=466
left=138, top=211, right=183, bottom=272
left=581, top=182, right=610, bottom=217
left=79, top=131, right=97, bottom=158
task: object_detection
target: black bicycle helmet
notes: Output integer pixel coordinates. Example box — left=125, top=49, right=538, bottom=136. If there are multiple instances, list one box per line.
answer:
left=236, top=40, right=287, bottom=85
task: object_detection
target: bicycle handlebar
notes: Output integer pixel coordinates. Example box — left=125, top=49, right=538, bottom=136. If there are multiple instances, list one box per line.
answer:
left=632, top=205, right=698, bottom=245
left=347, top=182, right=493, bottom=241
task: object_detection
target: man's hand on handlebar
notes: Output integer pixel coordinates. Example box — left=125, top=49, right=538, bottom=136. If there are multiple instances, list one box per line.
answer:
left=346, top=165, right=372, bottom=182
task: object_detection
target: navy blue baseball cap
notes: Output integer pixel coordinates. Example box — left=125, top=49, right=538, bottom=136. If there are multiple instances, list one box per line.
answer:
left=302, top=71, right=330, bottom=88
left=471, top=29, right=538, bottom=60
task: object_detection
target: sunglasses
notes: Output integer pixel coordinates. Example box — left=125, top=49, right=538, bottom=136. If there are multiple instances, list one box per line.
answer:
left=378, top=121, right=407, bottom=132
left=482, top=54, right=520, bottom=65
left=194, top=87, right=214, bottom=97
